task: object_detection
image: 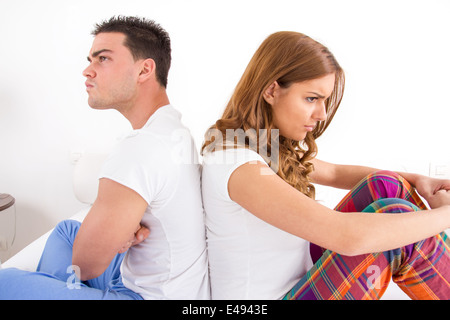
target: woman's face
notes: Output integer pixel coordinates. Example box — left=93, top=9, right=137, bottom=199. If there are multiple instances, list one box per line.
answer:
left=265, top=73, right=335, bottom=141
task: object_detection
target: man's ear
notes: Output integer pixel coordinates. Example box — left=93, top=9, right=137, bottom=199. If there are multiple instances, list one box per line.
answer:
left=137, top=58, right=156, bottom=83
left=262, top=81, right=279, bottom=106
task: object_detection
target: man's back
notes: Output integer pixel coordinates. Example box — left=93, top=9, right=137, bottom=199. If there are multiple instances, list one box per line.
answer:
left=99, top=105, right=209, bottom=299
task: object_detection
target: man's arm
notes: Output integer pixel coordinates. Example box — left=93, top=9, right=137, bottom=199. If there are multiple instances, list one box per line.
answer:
left=72, top=178, right=148, bottom=281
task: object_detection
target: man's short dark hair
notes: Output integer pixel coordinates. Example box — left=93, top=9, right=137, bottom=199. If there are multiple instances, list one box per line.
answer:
left=92, top=16, right=171, bottom=88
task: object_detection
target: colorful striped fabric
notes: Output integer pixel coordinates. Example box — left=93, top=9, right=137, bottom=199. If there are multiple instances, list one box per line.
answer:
left=284, top=170, right=450, bottom=300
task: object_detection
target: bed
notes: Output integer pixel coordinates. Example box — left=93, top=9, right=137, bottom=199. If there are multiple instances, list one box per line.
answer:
left=0, top=152, right=409, bottom=299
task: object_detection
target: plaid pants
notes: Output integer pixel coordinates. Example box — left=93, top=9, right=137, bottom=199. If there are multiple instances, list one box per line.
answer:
left=284, top=170, right=450, bottom=300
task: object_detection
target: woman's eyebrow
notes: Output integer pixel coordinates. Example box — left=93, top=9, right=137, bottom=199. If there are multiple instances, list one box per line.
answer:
left=307, top=91, right=326, bottom=99
left=87, top=49, right=113, bottom=62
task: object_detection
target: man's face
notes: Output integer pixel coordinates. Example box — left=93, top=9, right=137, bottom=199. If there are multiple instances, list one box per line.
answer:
left=83, top=32, right=141, bottom=110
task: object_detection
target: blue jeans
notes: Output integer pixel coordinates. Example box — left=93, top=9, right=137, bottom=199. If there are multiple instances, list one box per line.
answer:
left=0, top=220, right=142, bottom=300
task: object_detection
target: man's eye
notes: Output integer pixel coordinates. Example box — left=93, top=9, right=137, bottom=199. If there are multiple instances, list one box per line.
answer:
left=99, top=56, right=108, bottom=62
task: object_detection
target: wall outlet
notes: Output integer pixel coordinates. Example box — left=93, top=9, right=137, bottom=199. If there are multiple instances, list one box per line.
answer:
left=429, top=162, right=450, bottom=178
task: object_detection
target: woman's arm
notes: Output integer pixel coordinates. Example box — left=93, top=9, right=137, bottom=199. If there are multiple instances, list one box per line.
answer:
left=309, top=158, right=378, bottom=189
left=310, top=158, right=450, bottom=209
left=229, top=161, right=450, bottom=256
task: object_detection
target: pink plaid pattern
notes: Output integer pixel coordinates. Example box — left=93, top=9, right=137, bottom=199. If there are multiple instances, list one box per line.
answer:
left=284, top=171, right=450, bottom=300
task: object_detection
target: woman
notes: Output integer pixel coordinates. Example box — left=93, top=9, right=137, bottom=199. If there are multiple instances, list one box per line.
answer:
left=201, top=31, right=450, bottom=300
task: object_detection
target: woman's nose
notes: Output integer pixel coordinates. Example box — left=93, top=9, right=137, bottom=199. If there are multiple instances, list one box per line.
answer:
left=314, top=102, right=327, bottom=122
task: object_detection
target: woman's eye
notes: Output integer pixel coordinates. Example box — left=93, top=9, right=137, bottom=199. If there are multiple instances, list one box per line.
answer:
left=306, top=97, right=318, bottom=103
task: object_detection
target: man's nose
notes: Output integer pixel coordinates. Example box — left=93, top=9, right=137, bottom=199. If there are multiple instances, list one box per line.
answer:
left=82, top=64, right=96, bottom=78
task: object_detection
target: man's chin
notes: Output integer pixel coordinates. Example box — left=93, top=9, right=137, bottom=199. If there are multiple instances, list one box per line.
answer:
left=87, top=99, right=112, bottom=110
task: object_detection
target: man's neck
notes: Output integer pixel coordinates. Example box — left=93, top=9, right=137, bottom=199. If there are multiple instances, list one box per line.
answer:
left=122, top=88, right=170, bottom=130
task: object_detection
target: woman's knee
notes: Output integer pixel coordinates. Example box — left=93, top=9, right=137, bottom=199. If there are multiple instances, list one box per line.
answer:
left=367, top=170, right=402, bottom=182
left=366, top=170, right=411, bottom=197
left=362, top=198, right=419, bottom=214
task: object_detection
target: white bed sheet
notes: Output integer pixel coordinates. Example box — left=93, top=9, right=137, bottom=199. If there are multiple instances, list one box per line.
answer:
left=1, top=207, right=89, bottom=271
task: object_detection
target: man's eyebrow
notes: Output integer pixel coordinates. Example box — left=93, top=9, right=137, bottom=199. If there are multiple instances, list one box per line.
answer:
left=87, top=49, right=113, bottom=62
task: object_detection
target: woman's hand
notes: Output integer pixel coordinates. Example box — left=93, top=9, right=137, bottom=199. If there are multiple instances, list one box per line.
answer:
left=414, top=175, right=450, bottom=209
left=426, top=189, right=450, bottom=209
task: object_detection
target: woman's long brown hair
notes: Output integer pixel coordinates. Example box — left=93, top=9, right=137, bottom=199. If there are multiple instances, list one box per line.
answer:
left=201, top=31, right=345, bottom=199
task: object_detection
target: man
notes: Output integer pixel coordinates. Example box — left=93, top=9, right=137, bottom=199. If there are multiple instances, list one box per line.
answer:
left=0, top=16, right=209, bottom=300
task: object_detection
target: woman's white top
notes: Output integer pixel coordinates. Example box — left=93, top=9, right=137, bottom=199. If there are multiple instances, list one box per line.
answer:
left=202, top=147, right=313, bottom=300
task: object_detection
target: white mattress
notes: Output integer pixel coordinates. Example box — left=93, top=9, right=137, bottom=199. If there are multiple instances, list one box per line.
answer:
left=1, top=207, right=89, bottom=271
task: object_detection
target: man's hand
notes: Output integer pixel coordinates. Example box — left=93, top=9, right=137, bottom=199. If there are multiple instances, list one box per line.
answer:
left=118, top=224, right=150, bottom=253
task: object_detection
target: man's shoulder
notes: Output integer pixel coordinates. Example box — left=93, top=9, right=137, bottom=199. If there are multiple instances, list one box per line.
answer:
left=111, top=129, right=198, bottom=169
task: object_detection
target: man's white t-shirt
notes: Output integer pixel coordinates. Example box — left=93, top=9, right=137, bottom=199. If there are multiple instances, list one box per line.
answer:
left=202, top=148, right=313, bottom=300
left=99, top=105, right=209, bottom=300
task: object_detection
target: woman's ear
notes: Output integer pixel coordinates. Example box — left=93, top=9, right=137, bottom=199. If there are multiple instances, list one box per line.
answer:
left=262, top=81, right=279, bottom=105
left=137, top=58, right=156, bottom=83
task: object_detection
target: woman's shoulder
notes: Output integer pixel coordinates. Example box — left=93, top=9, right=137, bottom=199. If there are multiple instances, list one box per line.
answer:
left=202, top=147, right=267, bottom=168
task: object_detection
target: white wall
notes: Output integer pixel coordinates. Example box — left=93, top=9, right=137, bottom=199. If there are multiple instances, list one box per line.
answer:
left=1, top=0, right=449, bottom=257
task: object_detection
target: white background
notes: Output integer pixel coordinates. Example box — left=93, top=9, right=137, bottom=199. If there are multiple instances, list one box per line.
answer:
left=1, top=0, right=449, bottom=257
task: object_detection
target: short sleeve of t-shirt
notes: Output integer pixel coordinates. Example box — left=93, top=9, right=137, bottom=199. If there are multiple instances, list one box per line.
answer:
left=99, top=132, right=174, bottom=205
left=202, top=148, right=269, bottom=201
